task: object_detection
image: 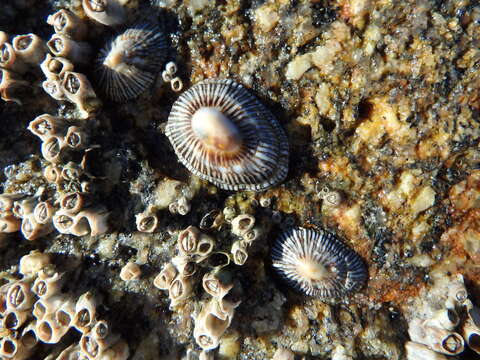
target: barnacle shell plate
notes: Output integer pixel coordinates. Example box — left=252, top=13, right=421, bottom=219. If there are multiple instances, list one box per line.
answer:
left=271, top=227, right=366, bottom=298
left=166, top=79, right=289, bottom=191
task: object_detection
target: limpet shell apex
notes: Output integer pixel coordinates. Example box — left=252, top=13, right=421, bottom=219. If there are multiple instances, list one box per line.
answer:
left=166, top=78, right=289, bottom=191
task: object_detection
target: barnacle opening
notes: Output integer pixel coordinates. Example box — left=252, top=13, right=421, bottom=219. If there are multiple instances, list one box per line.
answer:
left=2, top=340, right=16, bottom=355
left=0, top=43, right=11, bottom=63
left=86, top=0, right=107, bottom=12
left=15, top=35, right=33, bottom=50
left=64, top=73, right=80, bottom=94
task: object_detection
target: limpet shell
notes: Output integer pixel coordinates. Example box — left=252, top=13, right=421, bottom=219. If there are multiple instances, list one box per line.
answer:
left=166, top=78, right=289, bottom=191
left=271, top=227, right=366, bottom=298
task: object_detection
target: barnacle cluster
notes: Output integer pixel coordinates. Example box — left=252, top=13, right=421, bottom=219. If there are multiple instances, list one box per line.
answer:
left=0, top=191, right=54, bottom=241
left=0, top=250, right=129, bottom=360
left=42, top=10, right=100, bottom=117
left=154, top=224, right=246, bottom=353
left=0, top=31, right=44, bottom=104
left=405, top=273, right=480, bottom=359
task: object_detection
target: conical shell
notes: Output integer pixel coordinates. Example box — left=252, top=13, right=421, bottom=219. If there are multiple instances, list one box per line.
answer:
left=271, top=227, right=367, bottom=298
left=166, top=78, right=289, bottom=191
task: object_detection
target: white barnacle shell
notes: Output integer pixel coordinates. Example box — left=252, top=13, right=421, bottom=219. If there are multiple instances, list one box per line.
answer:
left=82, top=0, right=127, bottom=27
left=12, top=33, right=47, bottom=65
left=96, top=21, right=167, bottom=102
left=271, top=227, right=367, bottom=298
left=166, top=78, right=289, bottom=191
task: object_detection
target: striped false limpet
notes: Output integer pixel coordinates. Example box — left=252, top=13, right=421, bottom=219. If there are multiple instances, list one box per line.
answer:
left=96, top=21, right=167, bottom=101
left=271, top=227, right=366, bottom=298
left=165, top=79, right=289, bottom=191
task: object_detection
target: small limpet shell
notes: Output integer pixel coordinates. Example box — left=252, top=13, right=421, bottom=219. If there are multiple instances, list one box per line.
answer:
left=96, top=21, right=167, bottom=102
left=271, top=227, right=366, bottom=298
left=166, top=78, right=289, bottom=191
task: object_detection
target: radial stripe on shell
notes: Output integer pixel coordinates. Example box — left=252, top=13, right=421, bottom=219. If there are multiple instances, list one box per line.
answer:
left=96, top=22, right=167, bottom=102
left=166, top=78, right=289, bottom=191
left=271, top=227, right=367, bottom=298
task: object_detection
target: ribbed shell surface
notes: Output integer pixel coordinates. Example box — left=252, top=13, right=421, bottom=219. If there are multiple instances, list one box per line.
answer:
left=271, top=227, right=366, bottom=298
left=96, top=22, right=167, bottom=101
left=165, top=79, right=289, bottom=191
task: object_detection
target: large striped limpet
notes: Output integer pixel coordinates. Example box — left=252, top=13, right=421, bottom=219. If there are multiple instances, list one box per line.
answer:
left=271, top=227, right=366, bottom=298
left=165, top=78, right=289, bottom=191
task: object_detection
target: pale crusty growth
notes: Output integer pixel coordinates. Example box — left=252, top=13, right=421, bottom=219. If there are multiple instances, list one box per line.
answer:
left=12, top=33, right=47, bottom=65
left=46, top=34, right=92, bottom=66
left=28, top=114, right=69, bottom=142
left=96, top=21, right=167, bottom=101
left=271, top=227, right=366, bottom=298
left=272, top=347, right=295, bottom=360
left=47, top=9, right=88, bottom=40
left=12, top=196, right=37, bottom=219
left=119, top=262, right=141, bottom=281
left=405, top=341, right=449, bottom=360
left=82, top=0, right=127, bottom=26
left=97, top=339, right=129, bottom=360
left=40, top=54, right=74, bottom=80
left=447, top=274, right=468, bottom=305
left=166, top=78, right=289, bottom=191
left=19, top=251, right=51, bottom=276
